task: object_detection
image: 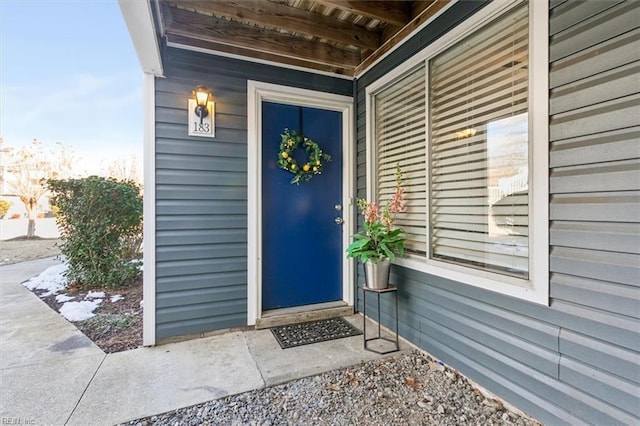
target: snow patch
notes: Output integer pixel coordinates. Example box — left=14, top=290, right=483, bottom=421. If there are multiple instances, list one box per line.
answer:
left=85, top=291, right=105, bottom=300
left=22, top=262, right=106, bottom=322
left=131, top=258, right=143, bottom=272
left=59, top=299, right=102, bottom=322
left=22, top=263, right=68, bottom=296
left=110, top=295, right=124, bottom=303
left=55, top=294, right=75, bottom=303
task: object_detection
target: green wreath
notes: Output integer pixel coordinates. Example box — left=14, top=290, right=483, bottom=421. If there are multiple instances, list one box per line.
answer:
left=277, top=128, right=331, bottom=184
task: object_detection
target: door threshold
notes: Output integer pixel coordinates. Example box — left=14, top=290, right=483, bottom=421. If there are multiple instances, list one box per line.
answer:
left=256, top=301, right=353, bottom=329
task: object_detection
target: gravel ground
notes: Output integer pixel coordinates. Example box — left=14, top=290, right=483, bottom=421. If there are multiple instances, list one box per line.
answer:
left=125, top=350, right=540, bottom=426
left=0, top=238, right=61, bottom=265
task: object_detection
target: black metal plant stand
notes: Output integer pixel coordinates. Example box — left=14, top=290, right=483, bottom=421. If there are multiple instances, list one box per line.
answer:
left=362, top=284, right=400, bottom=354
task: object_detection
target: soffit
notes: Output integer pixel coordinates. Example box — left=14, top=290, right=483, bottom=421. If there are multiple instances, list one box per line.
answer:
left=158, top=0, right=452, bottom=77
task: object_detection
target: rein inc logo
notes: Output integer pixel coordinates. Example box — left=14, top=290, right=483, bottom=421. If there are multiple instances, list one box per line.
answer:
left=1, top=418, right=35, bottom=425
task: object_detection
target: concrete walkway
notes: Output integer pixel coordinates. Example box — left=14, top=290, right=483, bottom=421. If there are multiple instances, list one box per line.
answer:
left=0, top=258, right=403, bottom=425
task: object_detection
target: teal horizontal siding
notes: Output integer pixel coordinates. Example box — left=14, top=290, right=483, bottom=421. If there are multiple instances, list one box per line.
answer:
left=156, top=185, right=247, bottom=201
left=156, top=286, right=245, bottom=309
left=156, top=216, right=247, bottom=231
left=549, top=127, right=640, bottom=168
left=157, top=257, right=247, bottom=277
left=559, top=356, right=640, bottom=418
left=156, top=271, right=246, bottom=293
left=550, top=0, right=635, bottom=61
left=156, top=123, right=247, bottom=145
left=156, top=314, right=246, bottom=339
left=157, top=170, right=247, bottom=187
left=157, top=299, right=246, bottom=324
left=156, top=229, right=246, bottom=246
left=154, top=47, right=352, bottom=340
left=551, top=273, right=640, bottom=318
left=549, top=30, right=639, bottom=88
left=550, top=192, right=640, bottom=223
left=550, top=221, right=640, bottom=254
left=156, top=154, right=247, bottom=173
left=550, top=246, right=639, bottom=286
left=423, top=302, right=560, bottom=377
left=156, top=139, right=247, bottom=158
left=559, top=329, right=640, bottom=384
left=156, top=200, right=246, bottom=215
left=549, top=0, right=624, bottom=36
left=354, top=1, right=640, bottom=423
left=156, top=244, right=246, bottom=262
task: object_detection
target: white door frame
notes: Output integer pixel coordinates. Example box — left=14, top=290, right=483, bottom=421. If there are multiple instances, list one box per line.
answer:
left=247, top=80, right=355, bottom=326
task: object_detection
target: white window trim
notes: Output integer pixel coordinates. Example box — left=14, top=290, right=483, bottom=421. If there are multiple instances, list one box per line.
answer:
left=365, top=0, right=549, bottom=305
left=247, top=81, right=356, bottom=326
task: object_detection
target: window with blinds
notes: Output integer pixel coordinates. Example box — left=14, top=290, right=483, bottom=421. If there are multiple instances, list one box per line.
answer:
left=429, top=3, right=529, bottom=277
left=374, top=65, right=427, bottom=255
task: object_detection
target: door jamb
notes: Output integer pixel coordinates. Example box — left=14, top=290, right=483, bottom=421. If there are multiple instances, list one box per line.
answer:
left=247, top=80, right=355, bottom=326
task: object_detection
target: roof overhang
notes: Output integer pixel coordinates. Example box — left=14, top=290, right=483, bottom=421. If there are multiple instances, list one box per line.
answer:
left=118, top=0, right=164, bottom=76
left=119, top=0, right=454, bottom=79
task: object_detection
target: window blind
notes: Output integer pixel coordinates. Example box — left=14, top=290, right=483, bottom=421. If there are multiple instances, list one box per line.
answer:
left=375, top=65, right=427, bottom=255
left=429, top=3, right=529, bottom=277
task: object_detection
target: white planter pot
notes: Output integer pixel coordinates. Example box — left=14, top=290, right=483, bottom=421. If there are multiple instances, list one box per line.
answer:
left=364, top=258, right=391, bottom=290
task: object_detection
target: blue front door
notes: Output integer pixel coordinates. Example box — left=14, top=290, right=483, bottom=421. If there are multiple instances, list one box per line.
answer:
left=262, top=101, right=343, bottom=310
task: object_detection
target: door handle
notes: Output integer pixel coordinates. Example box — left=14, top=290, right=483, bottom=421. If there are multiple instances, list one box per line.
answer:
left=334, top=217, right=344, bottom=225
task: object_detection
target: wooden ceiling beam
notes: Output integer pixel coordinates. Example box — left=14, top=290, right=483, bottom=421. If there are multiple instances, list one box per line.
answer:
left=164, top=5, right=361, bottom=69
left=169, top=0, right=380, bottom=51
left=314, top=0, right=411, bottom=27
left=166, top=33, right=353, bottom=76
left=356, top=0, right=451, bottom=75
left=411, top=0, right=439, bottom=17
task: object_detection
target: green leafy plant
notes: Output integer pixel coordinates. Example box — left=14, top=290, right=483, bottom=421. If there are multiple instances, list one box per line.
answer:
left=346, top=164, right=406, bottom=263
left=47, top=176, right=143, bottom=288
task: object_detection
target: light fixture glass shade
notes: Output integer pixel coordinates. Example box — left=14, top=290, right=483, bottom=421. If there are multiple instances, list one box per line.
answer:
left=195, top=85, right=210, bottom=106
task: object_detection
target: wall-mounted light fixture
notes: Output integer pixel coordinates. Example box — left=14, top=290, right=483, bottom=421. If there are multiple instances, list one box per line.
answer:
left=456, top=128, right=477, bottom=139
left=188, top=85, right=215, bottom=138
left=194, top=85, right=210, bottom=124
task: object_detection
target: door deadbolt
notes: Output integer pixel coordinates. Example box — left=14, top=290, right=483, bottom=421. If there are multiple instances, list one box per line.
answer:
left=335, top=204, right=342, bottom=211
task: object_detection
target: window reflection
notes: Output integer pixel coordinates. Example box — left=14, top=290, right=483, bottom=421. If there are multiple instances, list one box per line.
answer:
left=487, top=113, right=528, bottom=267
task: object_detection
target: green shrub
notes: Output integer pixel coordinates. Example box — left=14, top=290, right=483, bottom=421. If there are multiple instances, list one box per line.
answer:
left=47, top=176, right=143, bottom=288
left=0, top=199, right=11, bottom=218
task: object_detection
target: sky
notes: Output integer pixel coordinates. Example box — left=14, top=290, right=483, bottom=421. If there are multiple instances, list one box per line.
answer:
left=0, top=0, right=142, bottom=176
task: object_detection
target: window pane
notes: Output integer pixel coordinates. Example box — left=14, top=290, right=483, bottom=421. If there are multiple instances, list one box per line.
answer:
left=375, top=66, right=427, bottom=255
left=429, top=3, right=529, bottom=277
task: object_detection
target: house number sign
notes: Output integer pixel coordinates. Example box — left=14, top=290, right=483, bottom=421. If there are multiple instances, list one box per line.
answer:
left=188, top=98, right=215, bottom=138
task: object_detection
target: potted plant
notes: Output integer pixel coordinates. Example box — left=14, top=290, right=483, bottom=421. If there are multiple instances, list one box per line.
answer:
left=346, top=164, right=406, bottom=289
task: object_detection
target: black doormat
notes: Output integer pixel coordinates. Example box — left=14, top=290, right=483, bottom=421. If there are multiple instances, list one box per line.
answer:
left=270, top=317, right=362, bottom=349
